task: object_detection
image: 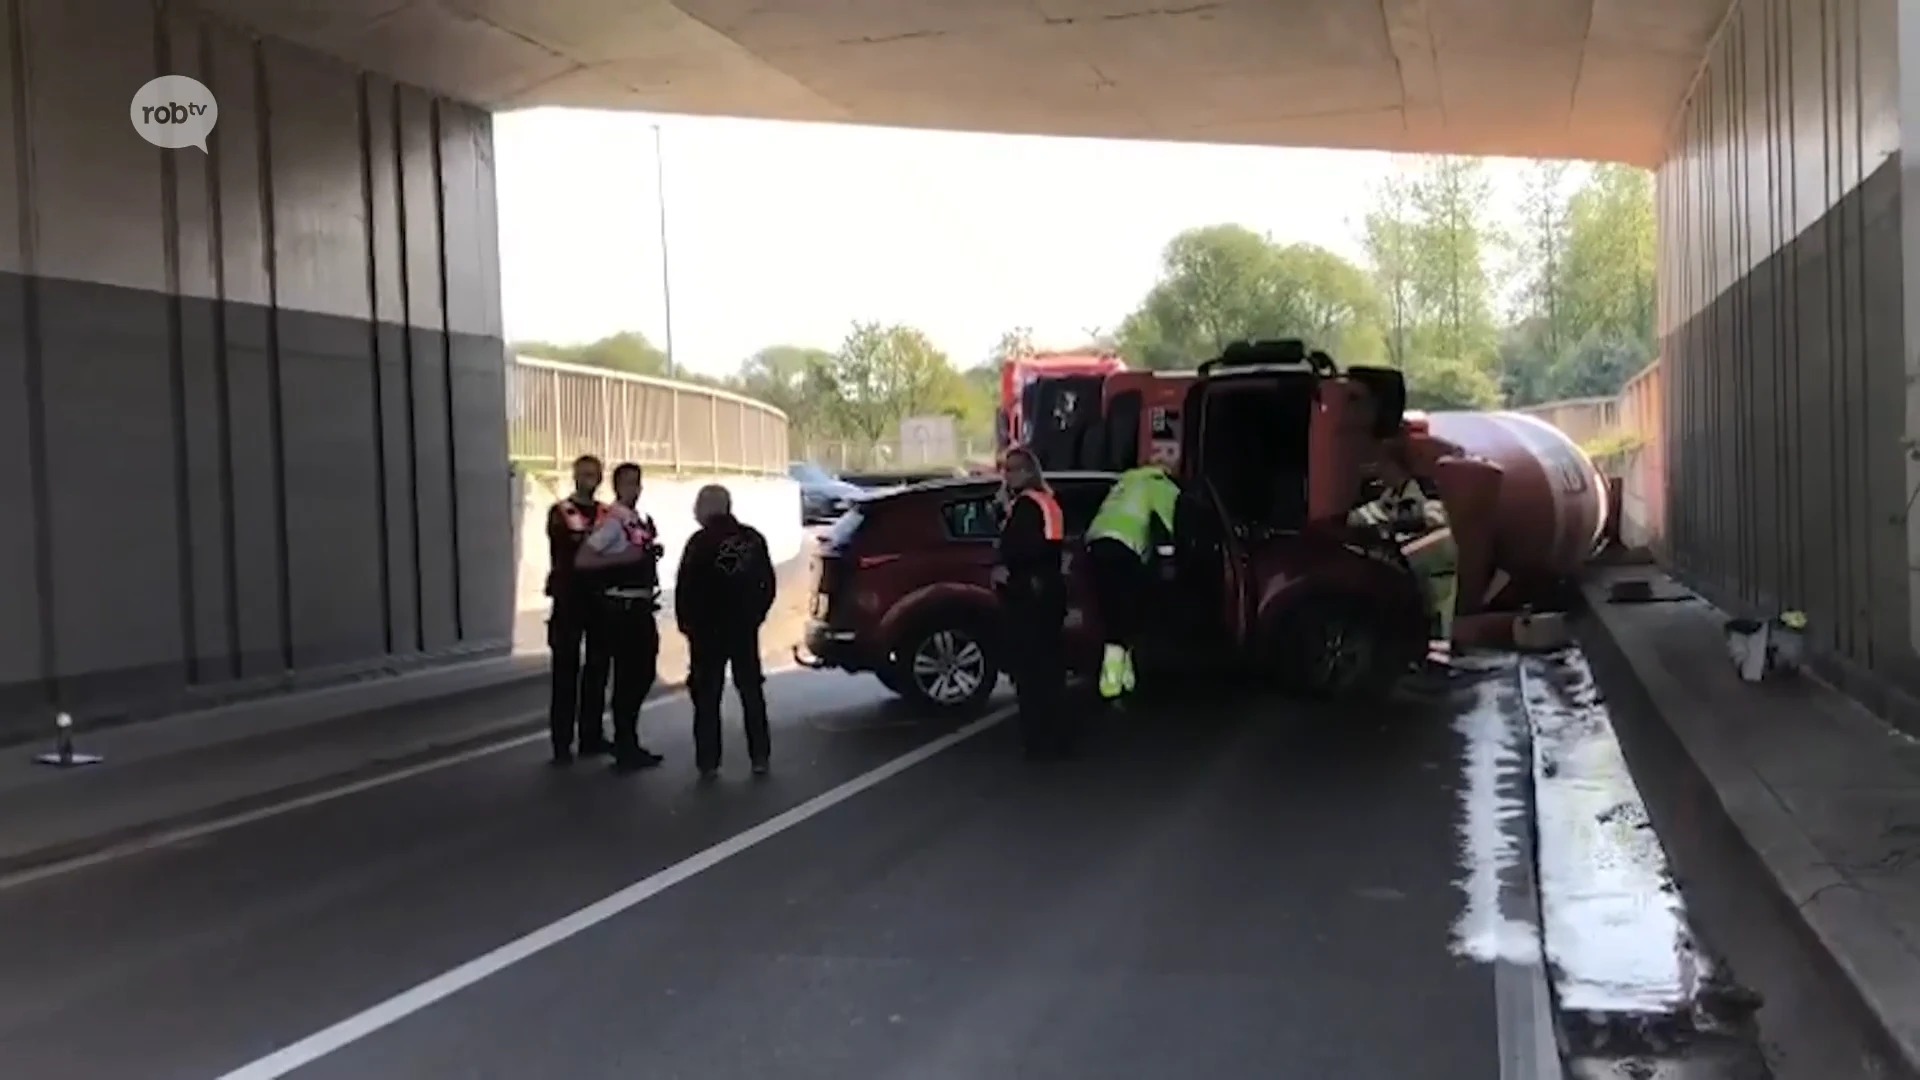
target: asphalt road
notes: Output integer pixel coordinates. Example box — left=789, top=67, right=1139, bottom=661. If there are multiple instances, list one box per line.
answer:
left=0, top=670, right=1501, bottom=1080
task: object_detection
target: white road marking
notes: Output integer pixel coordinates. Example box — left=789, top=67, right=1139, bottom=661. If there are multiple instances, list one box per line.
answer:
left=212, top=702, right=1017, bottom=1080
left=0, top=666, right=795, bottom=894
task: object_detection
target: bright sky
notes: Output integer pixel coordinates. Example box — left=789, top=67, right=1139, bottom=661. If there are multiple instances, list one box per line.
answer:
left=494, top=109, right=1562, bottom=377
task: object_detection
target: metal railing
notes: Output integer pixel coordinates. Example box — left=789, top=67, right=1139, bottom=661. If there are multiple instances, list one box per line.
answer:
left=508, top=356, right=789, bottom=475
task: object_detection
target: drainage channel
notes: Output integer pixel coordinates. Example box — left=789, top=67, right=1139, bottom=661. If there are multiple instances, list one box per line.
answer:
left=1520, top=649, right=1769, bottom=1079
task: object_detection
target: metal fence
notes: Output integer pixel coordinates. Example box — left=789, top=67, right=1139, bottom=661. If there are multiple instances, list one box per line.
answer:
left=508, top=356, right=789, bottom=475
left=797, top=436, right=995, bottom=473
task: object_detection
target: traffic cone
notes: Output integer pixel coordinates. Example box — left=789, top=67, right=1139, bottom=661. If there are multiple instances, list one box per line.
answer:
left=34, top=711, right=103, bottom=768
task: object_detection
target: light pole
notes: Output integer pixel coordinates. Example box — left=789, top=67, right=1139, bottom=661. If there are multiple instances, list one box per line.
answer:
left=653, top=122, right=676, bottom=380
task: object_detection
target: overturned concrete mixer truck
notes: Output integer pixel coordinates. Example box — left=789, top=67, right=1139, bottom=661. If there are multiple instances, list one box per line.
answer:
left=1012, top=339, right=1610, bottom=695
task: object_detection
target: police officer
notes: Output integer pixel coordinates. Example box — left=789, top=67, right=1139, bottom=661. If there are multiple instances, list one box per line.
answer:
left=676, top=484, right=778, bottom=780
left=1085, top=461, right=1181, bottom=702
left=576, top=462, right=668, bottom=773
left=993, top=446, right=1071, bottom=760
left=1350, top=438, right=1458, bottom=655
left=546, top=454, right=613, bottom=765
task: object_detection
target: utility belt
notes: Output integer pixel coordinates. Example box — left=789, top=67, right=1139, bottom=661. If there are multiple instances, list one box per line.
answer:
left=597, top=586, right=660, bottom=613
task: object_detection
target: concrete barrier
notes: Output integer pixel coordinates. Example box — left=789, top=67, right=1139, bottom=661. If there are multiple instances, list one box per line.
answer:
left=515, top=470, right=803, bottom=614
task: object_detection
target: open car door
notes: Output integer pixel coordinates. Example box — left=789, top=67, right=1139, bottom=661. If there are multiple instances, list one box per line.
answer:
left=1306, top=376, right=1375, bottom=524
left=1172, top=377, right=1254, bottom=656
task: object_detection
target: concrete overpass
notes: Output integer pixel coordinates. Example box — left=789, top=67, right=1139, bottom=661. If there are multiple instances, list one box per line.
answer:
left=1, top=0, right=1912, bottom=728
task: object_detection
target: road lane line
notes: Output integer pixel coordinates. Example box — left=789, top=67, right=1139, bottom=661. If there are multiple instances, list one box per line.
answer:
left=0, top=671, right=794, bottom=895
left=212, top=702, right=1017, bottom=1080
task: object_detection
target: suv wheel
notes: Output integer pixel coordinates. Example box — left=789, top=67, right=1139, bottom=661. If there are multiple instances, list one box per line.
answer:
left=895, top=621, right=998, bottom=712
left=1270, top=596, right=1397, bottom=700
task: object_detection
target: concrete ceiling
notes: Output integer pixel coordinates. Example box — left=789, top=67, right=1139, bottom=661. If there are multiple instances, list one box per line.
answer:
left=198, top=0, right=1732, bottom=165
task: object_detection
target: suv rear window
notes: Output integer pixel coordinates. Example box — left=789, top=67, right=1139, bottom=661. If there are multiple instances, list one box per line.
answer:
left=940, top=496, right=1000, bottom=540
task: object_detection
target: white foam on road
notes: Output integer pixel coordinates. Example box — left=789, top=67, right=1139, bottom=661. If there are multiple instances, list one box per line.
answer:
left=1451, top=667, right=1541, bottom=965
left=1520, top=650, right=1699, bottom=1016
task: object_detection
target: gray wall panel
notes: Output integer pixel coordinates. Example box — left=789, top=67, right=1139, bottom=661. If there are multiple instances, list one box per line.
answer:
left=165, top=11, right=234, bottom=683
left=399, top=87, right=459, bottom=655
left=364, top=75, right=418, bottom=657
left=441, top=103, right=511, bottom=646
left=0, top=0, right=507, bottom=731
left=210, top=26, right=284, bottom=681
left=265, top=40, right=383, bottom=672
left=1658, top=0, right=1917, bottom=711
left=0, top=0, right=43, bottom=716
left=25, top=0, right=186, bottom=706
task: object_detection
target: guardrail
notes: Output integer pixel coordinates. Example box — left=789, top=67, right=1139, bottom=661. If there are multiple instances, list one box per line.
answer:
left=507, top=355, right=790, bottom=475
left=1522, top=360, right=1665, bottom=551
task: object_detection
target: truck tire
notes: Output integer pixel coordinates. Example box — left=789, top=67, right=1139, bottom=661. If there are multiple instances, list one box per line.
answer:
left=892, top=614, right=1000, bottom=714
left=1267, top=595, right=1401, bottom=700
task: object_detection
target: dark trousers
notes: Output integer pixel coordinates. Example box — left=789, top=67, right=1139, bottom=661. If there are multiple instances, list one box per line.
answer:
left=548, top=596, right=610, bottom=755
left=689, top=628, right=769, bottom=772
left=1088, top=537, right=1145, bottom=645
left=1005, top=596, right=1072, bottom=757
left=602, top=598, right=661, bottom=759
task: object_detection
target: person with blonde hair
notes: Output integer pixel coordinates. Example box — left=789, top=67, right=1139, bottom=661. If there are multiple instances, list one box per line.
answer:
left=676, top=483, right=778, bottom=778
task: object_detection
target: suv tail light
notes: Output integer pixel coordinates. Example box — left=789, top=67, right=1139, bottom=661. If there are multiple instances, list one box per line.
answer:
left=856, top=553, right=899, bottom=569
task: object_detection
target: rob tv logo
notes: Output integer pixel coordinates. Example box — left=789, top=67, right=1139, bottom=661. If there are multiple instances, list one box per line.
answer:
left=129, top=75, right=218, bottom=152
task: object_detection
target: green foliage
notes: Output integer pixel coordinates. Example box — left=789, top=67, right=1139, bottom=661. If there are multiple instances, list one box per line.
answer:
left=1115, top=224, right=1384, bottom=369
left=1483, top=162, right=1656, bottom=406
left=815, top=322, right=971, bottom=447
left=514, top=331, right=669, bottom=377
left=1404, top=353, right=1502, bottom=411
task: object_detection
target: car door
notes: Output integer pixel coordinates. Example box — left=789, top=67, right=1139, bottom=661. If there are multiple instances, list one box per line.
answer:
left=1307, top=376, right=1374, bottom=525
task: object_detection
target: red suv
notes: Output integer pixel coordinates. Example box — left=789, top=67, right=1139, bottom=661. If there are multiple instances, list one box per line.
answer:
left=797, top=473, right=1116, bottom=711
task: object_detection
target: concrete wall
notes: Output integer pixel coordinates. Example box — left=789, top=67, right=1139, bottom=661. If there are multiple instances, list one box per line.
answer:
left=0, top=0, right=510, bottom=735
left=1656, top=0, right=1913, bottom=705
left=513, top=472, right=805, bottom=616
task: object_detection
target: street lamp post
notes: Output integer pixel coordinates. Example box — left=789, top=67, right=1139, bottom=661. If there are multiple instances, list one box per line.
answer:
left=653, top=122, right=676, bottom=381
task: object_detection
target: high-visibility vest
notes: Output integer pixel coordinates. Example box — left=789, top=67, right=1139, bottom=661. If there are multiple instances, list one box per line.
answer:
left=1086, top=467, right=1179, bottom=557
left=1018, top=488, right=1065, bottom=541
left=555, top=499, right=608, bottom=534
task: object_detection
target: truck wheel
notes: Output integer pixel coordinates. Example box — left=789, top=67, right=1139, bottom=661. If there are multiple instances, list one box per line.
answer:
left=1270, top=597, right=1393, bottom=700
left=893, top=618, right=999, bottom=713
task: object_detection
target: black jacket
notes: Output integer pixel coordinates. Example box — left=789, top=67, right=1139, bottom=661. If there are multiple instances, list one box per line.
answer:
left=674, top=514, right=776, bottom=638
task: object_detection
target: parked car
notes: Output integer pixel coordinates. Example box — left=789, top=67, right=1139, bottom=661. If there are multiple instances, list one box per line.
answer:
left=789, top=460, right=866, bottom=524
left=796, top=468, right=1430, bottom=712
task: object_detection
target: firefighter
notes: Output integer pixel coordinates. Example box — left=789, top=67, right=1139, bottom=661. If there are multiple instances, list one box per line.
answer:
left=576, top=462, right=668, bottom=773
left=545, top=454, right=612, bottom=765
left=1350, top=438, right=1458, bottom=651
left=993, top=446, right=1072, bottom=760
left=1085, top=462, right=1180, bottom=702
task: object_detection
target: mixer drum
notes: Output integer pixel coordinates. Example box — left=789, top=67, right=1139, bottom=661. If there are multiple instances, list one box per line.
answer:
left=1424, top=411, right=1609, bottom=595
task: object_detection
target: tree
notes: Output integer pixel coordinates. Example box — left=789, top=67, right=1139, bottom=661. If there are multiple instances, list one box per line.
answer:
left=818, top=322, right=968, bottom=447
left=1115, top=224, right=1385, bottom=369
left=1515, top=160, right=1572, bottom=356
left=736, top=344, right=837, bottom=439
left=1361, top=168, right=1419, bottom=369
left=990, top=327, right=1035, bottom=365
left=1560, top=164, right=1656, bottom=357
left=1404, top=156, right=1500, bottom=370
left=1405, top=353, right=1503, bottom=411
left=513, top=331, right=668, bottom=377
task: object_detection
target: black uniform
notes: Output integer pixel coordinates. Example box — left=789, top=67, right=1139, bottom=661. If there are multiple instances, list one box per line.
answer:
left=675, top=513, right=777, bottom=775
left=546, top=496, right=611, bottom=761
left=996, top=487, right=1071, bottom=759
left=594, top=510, right=666, bottom=771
